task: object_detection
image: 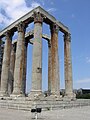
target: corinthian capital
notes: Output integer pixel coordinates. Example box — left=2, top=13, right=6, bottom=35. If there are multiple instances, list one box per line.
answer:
left=5, top=30, right=13, bottom=40
left=64, top=33, right=71, bottom=42
left=17, top=22, right=26, bottom=32
left=33, top=12, right=43, bottom=24
left=50, top=23, right=59, bottom=33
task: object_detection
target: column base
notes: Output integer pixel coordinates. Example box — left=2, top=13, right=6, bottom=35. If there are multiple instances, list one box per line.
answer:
left=48, top=92, right=62, bottom=101
left=63, top=93, right=76, bottom=101
left=10, top=93, right=25, bottom=98
left=28, top=90, right=43, bottom=100
left=0, top=91, right=9, bottom=97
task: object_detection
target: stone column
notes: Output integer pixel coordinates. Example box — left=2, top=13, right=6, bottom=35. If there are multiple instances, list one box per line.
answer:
left=0, top=40, right=4, bottom=90
left=48, top=41, right=52, bottom=94
left=12, top=22, right=26, bottom=97
left=64, top=33, right=73, bottom=98
left=50, top=23, right=60, bottom=96
left=0, top=31, right=12, bottom=96
left=8, top=44, right=15, bottom=95
left=0, top=40, right=2, bottom=89
left=0, top=40, right=1, bottom=90
left=29, top=12, right=43, bottom=97
left=22, top=41, right=28, bottom=94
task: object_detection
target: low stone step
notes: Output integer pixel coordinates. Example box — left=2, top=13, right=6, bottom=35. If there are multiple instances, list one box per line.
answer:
left=0, top=98, right=90, bottom=111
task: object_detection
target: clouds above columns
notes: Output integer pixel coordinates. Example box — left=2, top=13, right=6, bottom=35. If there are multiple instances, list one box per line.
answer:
left=0, top=0, right=40, bottom=29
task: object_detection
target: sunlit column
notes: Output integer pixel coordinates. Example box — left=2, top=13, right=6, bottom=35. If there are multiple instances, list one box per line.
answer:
left=22, top=41, right=28, bottom=94
left=48, top=41, right=52, bottom=94
left=50, top=23, right=60, bottom=96
left=0, top=31, right=13, bottom=96
left=64, top=33, right=73, bottom=98
left=29, top=12, right=43, bottom=97
left=12, top=22, right=26, bottom=96
left=8, top=44, right=15, bottom=95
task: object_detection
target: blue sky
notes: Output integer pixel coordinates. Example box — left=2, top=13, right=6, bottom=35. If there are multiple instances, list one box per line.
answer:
left=0, top=0, right=90, bottom=92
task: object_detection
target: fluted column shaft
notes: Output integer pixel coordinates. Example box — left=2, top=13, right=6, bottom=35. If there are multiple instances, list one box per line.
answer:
left=30, top=13, right=43, bottom=95
left=0, top=41, right=1, bottom=89
left=12, top=22, right=26, bottom=96
left=0, top=31, right=12, bottom=96
left=22, top=41, right=28, bottom=94
left=0, top=68, right=1, bottom=90
left=8, top=44, right=15, bottom=95
left=0, top=41, right=4, bottom=90
left=64, top=33, right=73, bottom=97
left=48, top=42, right=52, bottom=93
left=50, top=24, right=60, bottom=95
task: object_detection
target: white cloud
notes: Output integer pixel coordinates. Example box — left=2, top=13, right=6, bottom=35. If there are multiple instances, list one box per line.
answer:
left=74, top=78, right=90, bottom=89
left=86, top=57, right=90, bottom=63
left=0, top=0, right=57, bottom=30
left=30, top=1, right=40, bottom=9
left=0, top=0, right=40, bottom=28
left=47, top=8, right=56, bottom=13
left=76, top=78, right=90, bottom=84
left=38, top=0, right=45, bottom=6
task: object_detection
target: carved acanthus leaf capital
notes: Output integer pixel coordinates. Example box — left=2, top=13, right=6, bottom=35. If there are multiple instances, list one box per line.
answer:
left=50, top=23, right=59, bottom=34
left=33, top=12, right=44, bottom=24
left=5, top=30, right=13, bottom=40
left=17, top=22, right=26, bottom=33
left=64, top=33, right=71, bottom=42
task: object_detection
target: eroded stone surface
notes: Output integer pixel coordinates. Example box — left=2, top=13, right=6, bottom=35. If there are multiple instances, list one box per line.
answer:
left=50, top=24, right=60, bottom=96
left=29, top=13, right=43, bottom=97
left=0, top=31, right=12, bottom=96
left=8, top=45, right=15, bottom=95
left=64, top=33, right=73, bottom=99
left=12, top=22, right=26, bottom=96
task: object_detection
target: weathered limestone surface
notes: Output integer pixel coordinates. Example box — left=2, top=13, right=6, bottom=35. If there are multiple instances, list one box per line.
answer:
left=12, top=31, right=51, bottom=45
left=48, top=42, right=52, bottom=93
left=0, top=7, right=69, bottom=38
left=29, top=13, right=43, bottom=97
left=0, top=40, right=4, bottom=90
left=0, top=41, right=1, bottom=89
left=50, top=24, right=60, bottom=96
left=8, top=45, right=15, bottom=95
left=0, top=31, right=12, bottom=96
left=0, top=42, right=1, bottom=89
left=22, top=42, right=28, bottom=94
left=12, top=22, right=26, bottom=96
left=64, top=33, right=73, bottom=98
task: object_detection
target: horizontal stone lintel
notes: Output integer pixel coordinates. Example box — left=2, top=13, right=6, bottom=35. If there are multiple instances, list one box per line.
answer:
left=12, top=30, right=51, bottom=44
left=0, top=6, right=70, bottom=38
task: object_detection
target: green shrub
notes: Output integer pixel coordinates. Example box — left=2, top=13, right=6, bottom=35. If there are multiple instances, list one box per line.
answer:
left=76, top=93, right=90, bottom=99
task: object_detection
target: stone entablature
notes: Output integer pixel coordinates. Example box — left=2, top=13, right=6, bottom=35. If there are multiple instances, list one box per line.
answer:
left=0, top=7, right=69, bottom=38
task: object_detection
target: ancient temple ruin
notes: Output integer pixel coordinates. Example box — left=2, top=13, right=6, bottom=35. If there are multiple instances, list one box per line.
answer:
left=0, top=6, right=75, bottom=100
